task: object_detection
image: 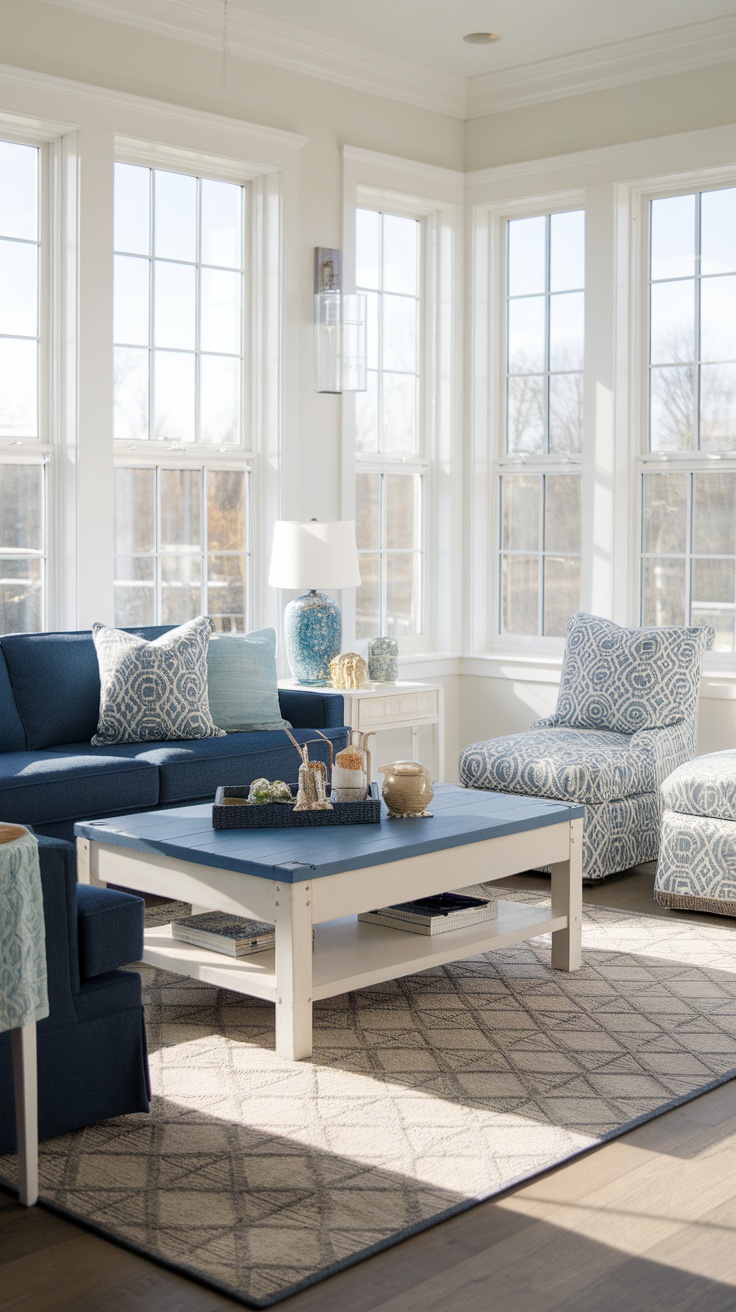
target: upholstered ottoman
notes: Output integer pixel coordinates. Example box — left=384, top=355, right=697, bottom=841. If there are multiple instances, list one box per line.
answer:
left=654, top=751, right=736, bottom=916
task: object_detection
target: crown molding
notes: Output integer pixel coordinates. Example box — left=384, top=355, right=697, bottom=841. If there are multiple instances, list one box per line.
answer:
left=42, top=0, right=468, bottom=119
left=342, top=146, right=464, bottom=188
left=465, top=13, right=736, bottom=118
left=33, top=1, right=736, bottom=123
left=465, top=119, right=736, bottom=189
left=0, top=61, right=308, bottom=152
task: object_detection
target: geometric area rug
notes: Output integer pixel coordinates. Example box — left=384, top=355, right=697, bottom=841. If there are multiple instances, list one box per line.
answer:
left=2, top=894, right=736, bottom=1307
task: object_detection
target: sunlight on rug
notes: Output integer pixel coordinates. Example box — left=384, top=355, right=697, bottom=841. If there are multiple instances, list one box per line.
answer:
left=2, top=895, right=736, bottom=1307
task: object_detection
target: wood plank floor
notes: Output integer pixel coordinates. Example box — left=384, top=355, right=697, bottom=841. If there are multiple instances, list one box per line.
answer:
left=3, top=866, right=736, bottom=1312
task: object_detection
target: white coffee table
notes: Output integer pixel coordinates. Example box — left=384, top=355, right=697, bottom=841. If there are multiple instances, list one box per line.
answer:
left=76, top=785, right=583, bottom=1061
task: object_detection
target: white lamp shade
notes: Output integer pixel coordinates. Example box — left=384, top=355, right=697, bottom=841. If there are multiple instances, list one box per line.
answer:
left=268, top=520, right=362, bottom=590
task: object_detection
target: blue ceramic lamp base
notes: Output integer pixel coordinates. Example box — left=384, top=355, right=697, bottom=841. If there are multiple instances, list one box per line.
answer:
left=284, top=590, right=342, bottom=685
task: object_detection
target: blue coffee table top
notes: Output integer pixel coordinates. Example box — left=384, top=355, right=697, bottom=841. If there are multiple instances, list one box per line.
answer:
left=75, top=786, right=584, bottom=884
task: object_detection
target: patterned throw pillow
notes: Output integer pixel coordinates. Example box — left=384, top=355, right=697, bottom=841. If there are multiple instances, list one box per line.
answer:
left=555, top=612, right=714, bottom=735
left=92, top=616, right=225, bottom=746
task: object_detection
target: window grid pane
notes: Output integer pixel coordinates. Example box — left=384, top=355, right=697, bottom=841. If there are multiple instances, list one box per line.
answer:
left=355, top=208, right=420, bottom=457
left=0, top=140, right=46, bottom=635
left=649, top=188, right=736, bottom=454
left=499, top=472, right=582, bottom=638
left=114, top=466, right=250, bottom=632
left=0, top=142, right=40, bottom=441
left=641, top=469, right=736, bottom=651
left=356, top=469, right=423, bottom=641
left=113, top=163, right=245, bottom=446
left=505, top=210, right=585, bottom=456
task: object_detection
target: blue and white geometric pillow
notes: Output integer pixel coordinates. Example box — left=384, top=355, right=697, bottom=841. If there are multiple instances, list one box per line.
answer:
left=554, top=612, right=714, bottom=735
left=92, top=615, right=226, bottom=746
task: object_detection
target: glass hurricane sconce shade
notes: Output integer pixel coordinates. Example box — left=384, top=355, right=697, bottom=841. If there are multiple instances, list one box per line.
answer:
left=314, top=247, right=367, bottom=394
left=268, top=520, right=362, bottom=686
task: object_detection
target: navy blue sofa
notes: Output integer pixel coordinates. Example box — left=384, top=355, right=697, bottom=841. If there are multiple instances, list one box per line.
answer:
left=0, top=834, right=149, bottom=1155
left=0, top=626, right=347, bottom=843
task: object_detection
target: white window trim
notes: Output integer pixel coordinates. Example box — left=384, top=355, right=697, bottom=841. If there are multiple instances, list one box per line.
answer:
left=467, top=122, right=736, bottom=682
left=341, top=146, right=464, bottom=660
left=0, top=63, right=306, bottom=636
left=470, top=189, right=585, bottom=657
left=632, top=171, right=736, bottom=670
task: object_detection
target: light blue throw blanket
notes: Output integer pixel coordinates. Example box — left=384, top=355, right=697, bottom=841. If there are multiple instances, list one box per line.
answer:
left=0, top=828, right=49, bottom=1032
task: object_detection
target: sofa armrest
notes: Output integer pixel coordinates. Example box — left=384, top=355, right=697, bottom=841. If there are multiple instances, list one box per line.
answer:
left=278, top=687, right=345, bottom=729
left=75, top=884, right=144, bottom=979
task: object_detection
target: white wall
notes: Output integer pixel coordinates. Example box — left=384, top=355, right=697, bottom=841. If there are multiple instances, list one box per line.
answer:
left=465, top=58, right=736, bottom=171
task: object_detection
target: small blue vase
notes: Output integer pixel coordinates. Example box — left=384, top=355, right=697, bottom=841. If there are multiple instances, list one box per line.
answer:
left=285, top=590, right=342, bottom=685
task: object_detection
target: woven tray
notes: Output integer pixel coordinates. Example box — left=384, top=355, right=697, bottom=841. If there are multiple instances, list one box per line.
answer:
left=212, top=782, right=382, bottom=829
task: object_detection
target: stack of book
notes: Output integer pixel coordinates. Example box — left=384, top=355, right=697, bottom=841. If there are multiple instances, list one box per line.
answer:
left=358, top=892, right=498, bottom=937
left=171, top=912, right=275, bottom=958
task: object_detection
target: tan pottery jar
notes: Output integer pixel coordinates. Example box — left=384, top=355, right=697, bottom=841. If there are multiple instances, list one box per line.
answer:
left=377, top=761, right=434, bottom=818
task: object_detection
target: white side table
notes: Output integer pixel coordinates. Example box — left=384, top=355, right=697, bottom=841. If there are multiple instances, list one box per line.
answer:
left=282, top=680, right=445, bottom=782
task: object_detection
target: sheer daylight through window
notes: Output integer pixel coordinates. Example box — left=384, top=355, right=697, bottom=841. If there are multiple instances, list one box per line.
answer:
left=642, top=187, right=736, bottom=651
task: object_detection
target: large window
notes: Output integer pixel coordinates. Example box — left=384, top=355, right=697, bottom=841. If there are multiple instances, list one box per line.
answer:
left=113, top=162, right=251, bottom=629
left=498, top=210, right=584, bottom=637
left=641, top=187, right=736, bottom=651
left=354, top=207, right=425, bottom=640
left=0, top=140, right=46, bottom=634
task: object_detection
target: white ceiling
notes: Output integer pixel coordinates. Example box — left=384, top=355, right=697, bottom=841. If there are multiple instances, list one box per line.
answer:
left=42, top=0, right=736, bottom=117
left=236, top=0, right=736, bottom=78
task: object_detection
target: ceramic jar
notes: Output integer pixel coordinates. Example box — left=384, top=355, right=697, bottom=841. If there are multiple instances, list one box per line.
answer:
left=368, top=636, right=398, bottom=683
left=377, top=761, right=434, bottom=818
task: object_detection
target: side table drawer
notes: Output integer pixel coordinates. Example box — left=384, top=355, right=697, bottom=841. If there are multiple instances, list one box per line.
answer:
left=354, top=688, right=440, bottom=730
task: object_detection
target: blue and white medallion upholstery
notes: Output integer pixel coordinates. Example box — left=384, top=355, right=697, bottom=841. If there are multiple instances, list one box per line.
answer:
left=654, top=750, right=736, bottom=915
left=460, top=613, right=714, bottom=881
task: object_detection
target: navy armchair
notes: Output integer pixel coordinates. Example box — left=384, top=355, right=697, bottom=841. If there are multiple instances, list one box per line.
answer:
left=0, top=834, right=149, bottom=1155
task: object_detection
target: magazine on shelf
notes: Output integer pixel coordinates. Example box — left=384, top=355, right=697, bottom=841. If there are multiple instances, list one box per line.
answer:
left=171, top=912, right=275, bottom=958
left=358, top=892, right=498, bottom=937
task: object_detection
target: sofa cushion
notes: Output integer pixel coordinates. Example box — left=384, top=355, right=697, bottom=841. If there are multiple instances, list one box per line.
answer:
left=459, top=727, right=655, bottom=805
left=1, top=626, right=171, bottom=750
left=207, top=628, right=289, bottom=732
left=0, top=747, right=159, bottom=826
left=92, top=617, right=224, bottom=746
left=661, top=750, right=736, bottom=822
left=115, top=725, right=349, bottom=804
left=555, top=612, right=714, bottom=735
left=0, top=649, right=25, bottom=751
left=76, top=884, right=144, bottom=979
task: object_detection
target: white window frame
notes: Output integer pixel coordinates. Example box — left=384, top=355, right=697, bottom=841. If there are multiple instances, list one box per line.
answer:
left=0, top=69, right=305, bottom=637
left=0, top=127, right=61, bottom=633
left=341, top=149, right=464, bottom=661
left=473, top=190, right=586, bottom=656
left=112, top=147, right=257, bottom=631
left=634, top=168, right=736, bottom=669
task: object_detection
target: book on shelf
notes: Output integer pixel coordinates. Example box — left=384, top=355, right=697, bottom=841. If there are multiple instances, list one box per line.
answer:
left=358, top=892, right=498, bottom=937
left=171, top=912, right=275, bottom=958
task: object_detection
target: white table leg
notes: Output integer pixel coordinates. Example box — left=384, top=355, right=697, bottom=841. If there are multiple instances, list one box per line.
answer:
left=11, top=1023, right=38, bottom=1207
left=76, top=836, right=106, bottom=888
left=274, top=881, right=314, bottom=1061
left=550, top=816, right=583, bottom=971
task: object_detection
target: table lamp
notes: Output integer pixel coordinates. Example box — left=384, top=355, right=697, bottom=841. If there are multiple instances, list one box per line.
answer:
left=268, top=520, right=361, bottom=685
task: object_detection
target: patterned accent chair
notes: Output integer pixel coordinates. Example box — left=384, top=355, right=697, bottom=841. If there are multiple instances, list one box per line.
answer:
left=460, top=613, right=714, bottom=882
left=654, top=751, right=736, bottom=915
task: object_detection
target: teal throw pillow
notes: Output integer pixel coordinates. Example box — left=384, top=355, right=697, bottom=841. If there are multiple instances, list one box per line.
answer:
left=92, top=616, right=225, bottom=745
left=207, top=628, right=289, bottom=733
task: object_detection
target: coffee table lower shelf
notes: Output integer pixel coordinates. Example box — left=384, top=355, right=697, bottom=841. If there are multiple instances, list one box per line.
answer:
left=142, top=899, right=566, bottom=1006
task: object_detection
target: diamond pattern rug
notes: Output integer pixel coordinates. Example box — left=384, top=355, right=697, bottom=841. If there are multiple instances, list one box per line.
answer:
left=2, top=893, right=736, bottom=1306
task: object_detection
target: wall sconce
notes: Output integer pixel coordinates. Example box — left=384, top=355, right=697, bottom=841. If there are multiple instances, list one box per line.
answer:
left=314, top=247, right=367, bottom=394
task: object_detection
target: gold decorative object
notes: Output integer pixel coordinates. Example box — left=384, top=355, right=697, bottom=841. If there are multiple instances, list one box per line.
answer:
left=377, top=761, right=434, bottom=818
left=329, top=651, right=369, bottom=690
